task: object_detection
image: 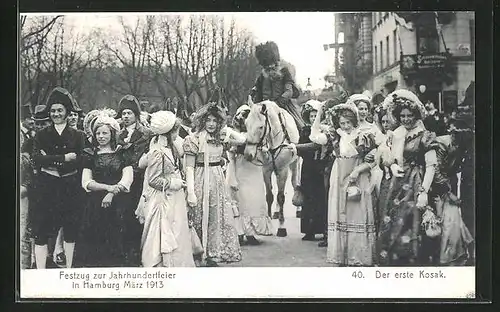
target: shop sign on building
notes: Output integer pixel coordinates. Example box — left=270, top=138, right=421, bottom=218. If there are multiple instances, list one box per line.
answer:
left=400, top=52, right=452, bottom=76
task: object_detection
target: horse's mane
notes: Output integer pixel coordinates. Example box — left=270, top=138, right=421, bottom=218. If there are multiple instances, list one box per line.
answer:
left=247, top=100, right=299, bottom=144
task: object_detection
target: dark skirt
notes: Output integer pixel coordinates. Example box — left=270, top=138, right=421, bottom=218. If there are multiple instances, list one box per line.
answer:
left=300, top=159, right=327, bottom=235
left=77, top=191, right=135, bottom=267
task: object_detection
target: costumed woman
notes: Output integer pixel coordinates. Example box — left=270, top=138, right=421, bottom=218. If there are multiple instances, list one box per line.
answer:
left=376, top=90, right=438, bottom=266
left=295, top=99, right=328, bottom=242
left=310, top=101, right=377, bottom=266
left=371, top=106, right=397, bottom=245
left=316, top=91, right=350, bottom=248
left=183, top=102, right=242, bottom=267
left=426, top=114, right=474, bottom=265
left=79, top=110, right=134, bottom=267
left=138, top=111, right=195, bottom=267
left=226, top=104, right=273, bottom=246
left=31, top=87, right=86, bottom=269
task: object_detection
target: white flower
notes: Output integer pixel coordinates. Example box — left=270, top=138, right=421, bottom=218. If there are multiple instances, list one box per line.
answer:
left=383, top=216, right=391, bottom=224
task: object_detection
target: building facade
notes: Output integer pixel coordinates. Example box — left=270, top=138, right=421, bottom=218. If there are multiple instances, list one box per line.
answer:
left=371, top=11, right=475, bottom=113
left=334, top=13, right=373, bottom=94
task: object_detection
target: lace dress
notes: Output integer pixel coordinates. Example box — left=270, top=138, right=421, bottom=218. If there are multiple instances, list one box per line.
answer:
left=183, top=133, right=242, bottom=263
left=325, top=128, right=377, bottom=266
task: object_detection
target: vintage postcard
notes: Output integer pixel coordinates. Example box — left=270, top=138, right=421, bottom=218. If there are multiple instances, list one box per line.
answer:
left=18, top=11, right=476, bottom=299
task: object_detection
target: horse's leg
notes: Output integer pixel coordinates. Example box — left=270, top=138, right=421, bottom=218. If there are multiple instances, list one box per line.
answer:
left=289, top=158, right=302, bottom=218
left=263, top=165, right=275, bottom=219
left=276, top=167, right=288, bottom=237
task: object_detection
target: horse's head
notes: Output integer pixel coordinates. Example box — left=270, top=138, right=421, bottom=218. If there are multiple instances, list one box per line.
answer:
left=244, top=99, right=280, bottom=161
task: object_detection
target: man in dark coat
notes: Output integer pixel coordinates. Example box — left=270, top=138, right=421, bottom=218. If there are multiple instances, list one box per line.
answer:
left=116, top=94, right=153, bottom=266
left=31, top=87, right=85, bottom=269
left=251, top=41, right=305, bottom=130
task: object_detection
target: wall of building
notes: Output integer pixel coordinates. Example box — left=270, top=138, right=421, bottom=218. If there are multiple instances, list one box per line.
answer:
left=439, top=11, right=474, bottom=57
left=370, top=11, right=474, bottom=107
left=372, top=12, right=407, bottom=75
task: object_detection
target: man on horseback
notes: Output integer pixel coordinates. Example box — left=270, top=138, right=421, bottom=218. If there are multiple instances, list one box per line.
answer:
left=251, top=41, right=305, bottom=131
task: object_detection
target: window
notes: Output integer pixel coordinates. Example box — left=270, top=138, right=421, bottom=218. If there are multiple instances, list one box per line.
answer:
left=386, top=36, right=390, bottom=66
left=393, top=29, right=398, bottom=62
left=374, top=46, right=378, bottom=73
left=380, top=40, right=383, bottom=69
left=417, top=24, right=440, bottom=54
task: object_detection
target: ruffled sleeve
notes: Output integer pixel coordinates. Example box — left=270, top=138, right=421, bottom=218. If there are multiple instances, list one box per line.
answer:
left=182, top=134, right=199, bottom=156
left=354, top=132, right=377, bottom=157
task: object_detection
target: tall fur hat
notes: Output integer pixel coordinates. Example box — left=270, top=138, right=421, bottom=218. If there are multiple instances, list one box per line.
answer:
left=117, top=94, right=141, bottom=118
left=255, top=41, right=280, bottom=68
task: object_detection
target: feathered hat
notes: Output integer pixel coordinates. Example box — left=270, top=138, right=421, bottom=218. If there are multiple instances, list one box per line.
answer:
left=117, top=94, right=142, bottom=118
left=255, top=41, right=280, bottom=68
left=192, top=101, right=227, bottom=131
left=83, top=109, right=101, bottom=138
left=45, top=87, right=79, bottom=114
left=92, top=109, right=120, bottom=134
left=206, top=86, right=228, bottom=112
left=383, top=89, right=427, bottom=123
left=83, top=108, right=118, bottom=138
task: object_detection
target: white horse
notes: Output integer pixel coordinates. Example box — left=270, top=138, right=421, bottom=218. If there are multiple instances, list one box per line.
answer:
left=243, top=97, right=300, bottom=237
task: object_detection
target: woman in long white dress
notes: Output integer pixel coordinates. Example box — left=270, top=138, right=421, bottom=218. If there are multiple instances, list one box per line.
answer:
left=310, top=102, right=377, bottom=266
left=226, top=105, right=273, bottom=245
left=139, top=111, right=195, bottom=267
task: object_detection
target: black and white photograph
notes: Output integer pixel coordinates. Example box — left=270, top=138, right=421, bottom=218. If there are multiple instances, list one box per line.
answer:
left=18, top=11, right=477, bottom=298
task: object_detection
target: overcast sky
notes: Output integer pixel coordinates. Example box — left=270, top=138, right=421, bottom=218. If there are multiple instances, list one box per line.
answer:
left=25, top=12, right=338, bottom=90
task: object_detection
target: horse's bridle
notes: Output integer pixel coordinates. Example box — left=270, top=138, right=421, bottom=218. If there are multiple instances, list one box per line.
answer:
left=245, top=108, right=291, bottom=169
left=245, top=110, right=271, bottom=147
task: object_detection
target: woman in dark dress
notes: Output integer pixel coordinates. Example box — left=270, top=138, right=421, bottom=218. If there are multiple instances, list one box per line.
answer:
left=296, top=100, right=327, bottom=241
left=79, top=111, right=134, bottom=267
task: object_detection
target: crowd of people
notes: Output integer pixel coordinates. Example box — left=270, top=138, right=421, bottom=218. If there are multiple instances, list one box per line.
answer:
left=19, top=41, right=475, bottom=269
